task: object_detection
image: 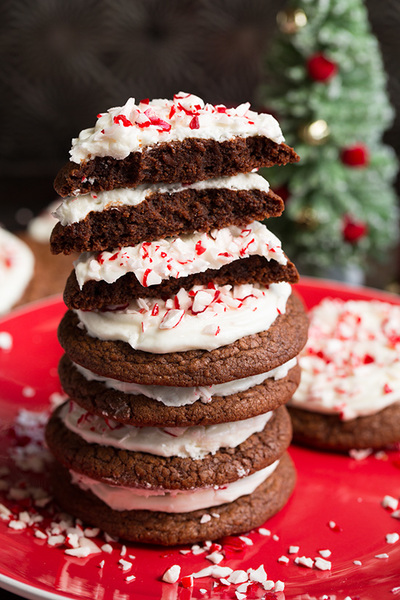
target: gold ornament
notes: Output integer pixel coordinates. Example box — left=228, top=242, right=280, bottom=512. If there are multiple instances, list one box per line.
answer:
left=277, top=8, right=307, bottom=34
left=299, top=119, right=330, bottom=146
left=296, top=207, right=319, bottom=230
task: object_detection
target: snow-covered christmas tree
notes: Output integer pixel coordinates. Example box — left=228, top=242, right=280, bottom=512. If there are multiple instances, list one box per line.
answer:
left=260, top=0, right=398, bottom=280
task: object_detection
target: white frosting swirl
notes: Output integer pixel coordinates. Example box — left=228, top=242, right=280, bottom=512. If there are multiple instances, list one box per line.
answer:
left=74, top=221, right=287, bottom=289
left=75, top=282, right=291, bottom=353
left=54, top=172, right=270, bottom=224
left=0, top=228, right=34, bottom=314
left=61, top=401, right=272, bottom=459
left=70, top=460, right=279, bottom=513
left=74, top=357, right=297, bottom=406
left=290, top=299, right=400, bottom=420
left=70, top=93, right=284, bottom=163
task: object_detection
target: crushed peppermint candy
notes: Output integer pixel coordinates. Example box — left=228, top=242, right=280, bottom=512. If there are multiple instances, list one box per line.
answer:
left=0, top=332, right=12, bottom=351
left=382, top=495, right=399, bottom=511
left=294, top=556, right=314, bottom=569
left=200, top=513, right=212, bottom=524
left=314, top=557, right=332, bottom=571
left=386, top=532, right=400, bottom=544
left=291, top=299, right=400, bottom=421
left=162, top=564, right=181, bottom=583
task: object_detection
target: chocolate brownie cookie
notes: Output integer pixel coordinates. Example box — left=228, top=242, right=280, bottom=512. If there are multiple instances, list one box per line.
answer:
left=51, top=187, right=285, bottom=254
left=58, top=293, right=308, bottom=387
left=50, top=452, right=296, bottom=546
left=54, top=136, right=299, bottom=198
left=64, top=255, right=299, bottom=311
left=46, top=403, right=292, bottom=489
left=289, top=403, right=400, bottom=451
left=58, top=354, right=301, bottom=427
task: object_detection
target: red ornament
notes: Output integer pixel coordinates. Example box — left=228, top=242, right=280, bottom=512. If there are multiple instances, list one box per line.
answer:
left=341, top=144, right=369, bottom=167
left=342, top=215, right=368, bottom=243
left=307, top=53, right=337, bottom=82
left=274, top=185, right=290, bottom=204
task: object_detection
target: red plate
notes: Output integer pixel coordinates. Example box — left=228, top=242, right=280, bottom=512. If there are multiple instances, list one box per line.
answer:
left=0, top=278, right=399, bottom=600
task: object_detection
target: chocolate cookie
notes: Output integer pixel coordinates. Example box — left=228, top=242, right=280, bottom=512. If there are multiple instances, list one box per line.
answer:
left=50, top=452, right=296, bottom=546
left=54, top=136, right=299, bottom=198
left=289, top=403, right=400, bottom=451
left=46, top=404, right=292, bottom=489
left=58, top=293, right=308, bottom=386
left=58, top=354, right=301, bottom=427
left=64, top=255, right=299, bottom=311
left=51, top=187, right=285, bottom=255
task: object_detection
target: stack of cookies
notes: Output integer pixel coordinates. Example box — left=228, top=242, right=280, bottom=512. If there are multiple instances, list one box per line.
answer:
left=45, top=93, right=308, bottom=546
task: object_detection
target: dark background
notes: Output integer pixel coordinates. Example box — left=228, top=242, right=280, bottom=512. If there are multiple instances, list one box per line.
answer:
left=0, top=0, right=399, bottom=274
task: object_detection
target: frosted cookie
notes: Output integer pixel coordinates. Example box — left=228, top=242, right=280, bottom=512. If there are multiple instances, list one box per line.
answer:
left=0, top=227, right=34, bottom=314
left=57, top=292, right=308, bottom=387
left=63, top=220, right=299, bottom=310
left=45, top=403, right=292, bottom=489
left=58, top=353, right=301, bottom=427
left=54, top=93, right=299, bottom=198
left=49, top=452, right=296, bottom=546
left=51, top=174, right=285, bottom=255
left=289, top=298, right=400, bottom=450
left=64, top=255, right=299, bottom=311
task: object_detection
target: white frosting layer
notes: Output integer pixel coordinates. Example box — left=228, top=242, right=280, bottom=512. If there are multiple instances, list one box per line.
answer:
left=70, top=460, right=279, bottom=513
left=61, top=401, right=272, bottom=459
left=70, top=93, right=284, bottom=163
left=74, top=357, right=297, bottom=406
left=28, top=200, right=60, bottom=243
left=0, top=228, right=34, bottom=314
left=74, top=221, right=286, bottom=289
left=290, top=299, right=400, bottom=420
left=76, top=282, right=291, bottom=353
left=55, top=172, right=270, bottom=224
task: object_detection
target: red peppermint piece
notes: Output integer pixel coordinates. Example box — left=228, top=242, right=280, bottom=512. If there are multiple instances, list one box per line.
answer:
left=180, top=575, right=194, bottom=588
left=307, top=53, right=338, bottom=82
left=240, top=238, right=255, bottom=256
left=327, top=520, right=343, bottom=532
left=341, top=144, right=369, bottom=167
left=221, top=535, right=248, bottom=559
left=109, top=252, right=119, bottom=261
left=97, top=253, right=105, bottom=265
left=384, top=383, right=393, bottom=394
left=195, top=240, right=206, bottom=255
left=169, top=105, right=176, bottom=119
left=363, top=354, right=375, bottom=364
left=342, top=215, right=368, bottom=243
left=140, top=98, right=150, bottom=105
left=142, top=269, right=152, bottom=287
left=113, top=115, right=133, bottom=127
left=189, top=116, right=200, bottom=129
left=151, top=303, right=159, bottom=317
left=144, top=109, right=171, bottom=131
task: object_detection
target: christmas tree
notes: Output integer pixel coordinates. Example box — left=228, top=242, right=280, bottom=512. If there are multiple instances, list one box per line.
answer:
left=259, top=0, right=398, bottom=279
